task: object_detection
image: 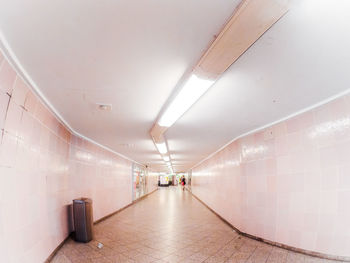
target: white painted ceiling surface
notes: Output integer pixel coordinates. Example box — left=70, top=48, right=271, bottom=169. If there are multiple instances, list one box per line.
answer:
left=1, top=0, right=350, bottom=172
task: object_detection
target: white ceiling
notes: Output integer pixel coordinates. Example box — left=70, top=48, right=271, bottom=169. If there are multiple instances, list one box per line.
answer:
left=1, top=0, right=350, bottom=172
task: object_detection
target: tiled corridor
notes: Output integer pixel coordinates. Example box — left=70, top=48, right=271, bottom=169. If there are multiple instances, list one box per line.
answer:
left=51, top=187, right=344, bottom=263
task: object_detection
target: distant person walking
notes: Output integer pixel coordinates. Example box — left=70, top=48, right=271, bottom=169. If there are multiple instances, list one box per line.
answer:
left=181, top=176, right=186, bottom=191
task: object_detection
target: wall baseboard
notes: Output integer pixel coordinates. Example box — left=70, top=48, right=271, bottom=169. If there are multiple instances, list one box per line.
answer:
left=188, top=189, right=350, bottom=262
left=44, top=235, right=71, bottom=263
left=45, top=188, right=158, bottom=262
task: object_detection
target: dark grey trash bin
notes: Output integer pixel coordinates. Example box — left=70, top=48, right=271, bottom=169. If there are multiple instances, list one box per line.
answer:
left=73, top=198, right=93, bottom=242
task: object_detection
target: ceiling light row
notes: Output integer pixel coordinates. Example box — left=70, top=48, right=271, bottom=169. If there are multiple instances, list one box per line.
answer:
left=150, top=0, right=289, bottom=173
left=155, top=142, right=167, bottom=154
left=158, top=74, right=215, bottom=128
left=153, top=74, right=215, bottom=173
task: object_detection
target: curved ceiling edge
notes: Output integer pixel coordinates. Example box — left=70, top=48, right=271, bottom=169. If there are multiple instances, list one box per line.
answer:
left=188, top=88, right=350, bottom=172
left=0, top=32, right=145, bottom=168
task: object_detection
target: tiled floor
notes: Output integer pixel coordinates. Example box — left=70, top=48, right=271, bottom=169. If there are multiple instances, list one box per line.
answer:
left=51, top=187, right=344, bottom=263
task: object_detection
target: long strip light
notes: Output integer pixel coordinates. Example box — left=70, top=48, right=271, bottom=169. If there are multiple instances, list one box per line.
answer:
left=163, top=156, right=170, bottom=162
left=155, top=142, right=167, bottom=154
left=158, top=74, right=215, bottom=127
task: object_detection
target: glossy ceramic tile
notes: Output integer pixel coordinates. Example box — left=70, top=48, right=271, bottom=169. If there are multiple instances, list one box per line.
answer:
left=192, top=94, right=350, bottom=258
left=51, top=187, right=345, bottom=263
left=0, top=50, right=156, bottom=263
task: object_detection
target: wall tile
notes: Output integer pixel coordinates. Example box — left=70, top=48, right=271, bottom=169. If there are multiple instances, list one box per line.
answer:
left=0, top=60, right=16, bottom=94
left=11, top=76, right=28, bottom=107
left=4, top=100, right=23, bottom=136
left=0, top=90, right=10, bottom=130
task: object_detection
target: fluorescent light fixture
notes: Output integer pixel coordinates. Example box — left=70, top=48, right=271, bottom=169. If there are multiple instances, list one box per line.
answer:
left=158, top=74, right=215, bottom=127
left=155, top=142, right=167, bottom=154
left=163, top=156, right=170, bottom=162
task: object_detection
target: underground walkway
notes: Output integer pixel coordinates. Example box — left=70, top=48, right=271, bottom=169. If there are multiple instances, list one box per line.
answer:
left=51, top=187, right=344, bottom=263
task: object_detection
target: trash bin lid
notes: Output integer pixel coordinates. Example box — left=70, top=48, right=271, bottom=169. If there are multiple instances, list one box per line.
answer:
left=73, top=197, right=92, bottom=203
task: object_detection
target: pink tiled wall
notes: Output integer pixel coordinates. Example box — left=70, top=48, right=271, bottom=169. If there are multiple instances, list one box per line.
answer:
left=146, top=173, right=159, bottom=194
left=192, top=94, right=350, bottom=257
left=0, top=51, right=138, bottom=262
